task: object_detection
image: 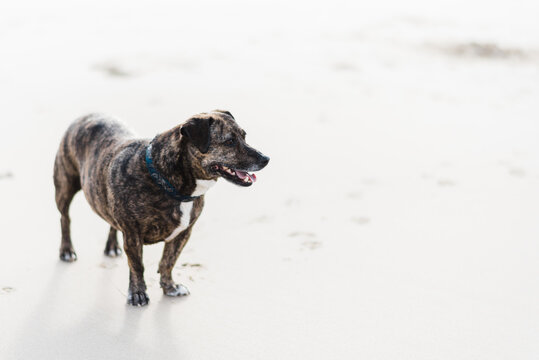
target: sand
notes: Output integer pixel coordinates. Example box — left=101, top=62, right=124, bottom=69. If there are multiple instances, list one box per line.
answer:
left=1, top=0, right=538, bottom=359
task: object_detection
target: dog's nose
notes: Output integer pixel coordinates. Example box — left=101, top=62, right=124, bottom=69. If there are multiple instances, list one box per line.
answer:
left=259, top=154, right=270, bottom=168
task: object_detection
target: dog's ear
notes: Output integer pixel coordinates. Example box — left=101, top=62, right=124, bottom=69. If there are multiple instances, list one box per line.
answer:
left=212, top=109, right=234, bottom=119
left=180, top=117, right=213, bottom=153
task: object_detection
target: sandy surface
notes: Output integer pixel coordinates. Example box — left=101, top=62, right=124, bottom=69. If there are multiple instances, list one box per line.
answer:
left=1, top=0, right=539, bottom=359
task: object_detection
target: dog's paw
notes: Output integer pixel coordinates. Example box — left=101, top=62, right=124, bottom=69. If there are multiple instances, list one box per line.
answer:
left=104, top=246, right=122, bottom=257
left=59, top=249, right=77, bottom=262
left=127, top=290, right=150, bottom=306
left=163, top=283, right=190, bottom=297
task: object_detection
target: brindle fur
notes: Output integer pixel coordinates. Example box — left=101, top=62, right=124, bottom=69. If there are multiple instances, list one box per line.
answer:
left=53, top=110, right=269, bottom=306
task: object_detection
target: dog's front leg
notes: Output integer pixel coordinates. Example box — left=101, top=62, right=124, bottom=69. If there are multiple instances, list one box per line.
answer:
left=123, top=233, right=149, bottom=306
left=158, top=227, right=193, bottom=297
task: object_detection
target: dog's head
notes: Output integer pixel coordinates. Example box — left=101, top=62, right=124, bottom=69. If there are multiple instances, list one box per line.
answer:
left=180, top=110, right=269, bottom=186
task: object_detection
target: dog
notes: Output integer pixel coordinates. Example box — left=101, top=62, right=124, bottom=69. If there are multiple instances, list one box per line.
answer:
left=53, top=110, right=269, bottom=306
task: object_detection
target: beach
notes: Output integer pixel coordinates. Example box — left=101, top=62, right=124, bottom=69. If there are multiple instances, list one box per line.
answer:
left=0, top=0, right=538, bottom=358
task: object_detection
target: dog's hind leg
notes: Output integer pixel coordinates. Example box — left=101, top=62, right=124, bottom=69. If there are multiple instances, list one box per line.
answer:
left=158, top=227, right=193, bottom=297
left=54, top=161, right=81, bottom=262
left=104, top=227, right=122, bottom=257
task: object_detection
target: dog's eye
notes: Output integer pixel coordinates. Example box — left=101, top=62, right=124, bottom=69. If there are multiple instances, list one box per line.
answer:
left=224, top=139, right=235, bottom=146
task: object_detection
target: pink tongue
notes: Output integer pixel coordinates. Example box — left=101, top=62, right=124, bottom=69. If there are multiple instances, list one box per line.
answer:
left=235, top=170, right=248, bottom=179
left=235, top=170, right=257, bottom=182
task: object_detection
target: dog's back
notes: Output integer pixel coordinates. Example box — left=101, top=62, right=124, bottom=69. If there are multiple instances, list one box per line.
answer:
left=56, top=113, right=133, bottom=173
left=54, top=113, right=136, bottom=232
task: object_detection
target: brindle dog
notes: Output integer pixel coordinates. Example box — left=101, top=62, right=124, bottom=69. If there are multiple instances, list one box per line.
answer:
left=53, top=110, right=269, bottom=306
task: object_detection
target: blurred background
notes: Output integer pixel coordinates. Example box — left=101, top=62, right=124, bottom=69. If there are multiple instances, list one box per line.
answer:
left=0, top=0, right=538, bottom=359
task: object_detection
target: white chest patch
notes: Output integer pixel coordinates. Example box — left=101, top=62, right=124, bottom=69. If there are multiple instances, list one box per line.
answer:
left=165, top=201, right=193, bottom=242
left=192, top=179, right=217, bottom=196
left=164, top=179, right=217, bottom=242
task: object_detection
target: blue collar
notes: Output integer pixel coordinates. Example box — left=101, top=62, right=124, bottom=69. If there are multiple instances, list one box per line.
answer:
left=145, top=143, right=199, bottom=202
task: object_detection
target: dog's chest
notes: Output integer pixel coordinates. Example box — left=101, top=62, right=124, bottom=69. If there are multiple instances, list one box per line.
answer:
left=164, top=179, right=216, bottom=242
left=164, top=202, right=193, bottom=242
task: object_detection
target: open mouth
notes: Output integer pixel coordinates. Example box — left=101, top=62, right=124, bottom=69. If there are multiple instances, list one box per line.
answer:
left=211, top=164, right=257, bottom=187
